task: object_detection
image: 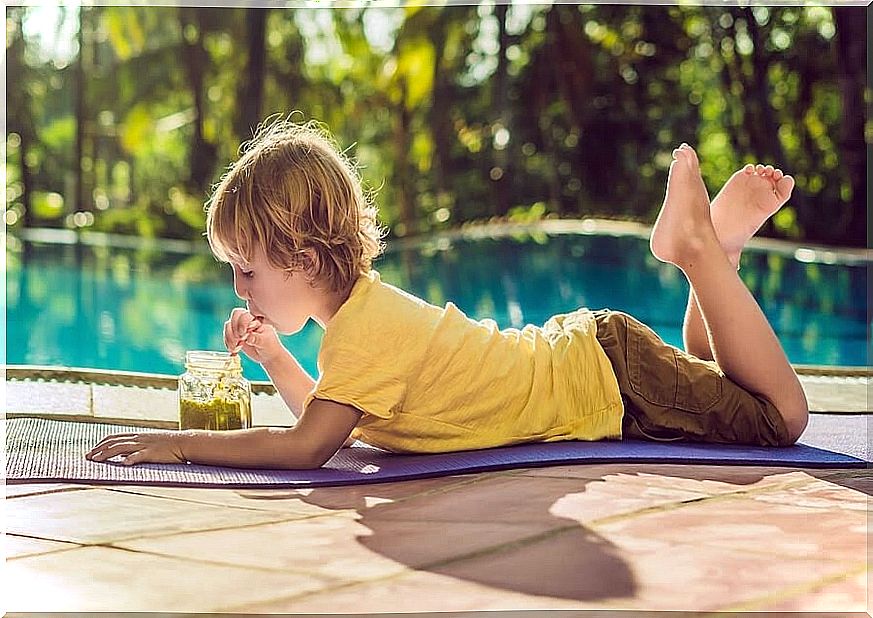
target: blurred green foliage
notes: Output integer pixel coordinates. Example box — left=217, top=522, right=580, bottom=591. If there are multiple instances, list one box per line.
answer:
left=5, top=4, right=869, bottom=246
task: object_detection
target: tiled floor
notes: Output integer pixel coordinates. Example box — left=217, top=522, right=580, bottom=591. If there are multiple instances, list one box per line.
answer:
left=4, top=376, right=871, bottom=614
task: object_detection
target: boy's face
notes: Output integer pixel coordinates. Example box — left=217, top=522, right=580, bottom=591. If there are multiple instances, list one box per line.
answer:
left=230, top=246, right=322, bottom=335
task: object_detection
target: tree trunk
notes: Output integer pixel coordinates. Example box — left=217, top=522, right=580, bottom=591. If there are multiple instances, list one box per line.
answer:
left=394, top=80, right=415, bottom=236
left=832, top=7, right=867, bottom=247
left=179, top=7, right=218, bottom=193
left=75, top=5, right=88, bottom=213
left=743, top=8, right=787, bottom=165
left=236, top=8, right=269, bottom=142
left=7, top=8, right=35, bottom=228
left=429, top=9, right=454, bottom=212
left=550, top=5, right=593, bottom=126
left=491, top=3, right=511, bottom=217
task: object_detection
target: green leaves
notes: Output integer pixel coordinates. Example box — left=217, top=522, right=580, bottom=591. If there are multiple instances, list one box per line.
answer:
left=7, top=5, right=863, bottom=247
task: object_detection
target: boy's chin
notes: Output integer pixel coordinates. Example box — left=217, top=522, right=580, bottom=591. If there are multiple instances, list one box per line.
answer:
left=277, top=319, right=307, bottom=336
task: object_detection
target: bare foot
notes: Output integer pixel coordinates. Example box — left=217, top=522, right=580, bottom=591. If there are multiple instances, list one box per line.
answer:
left=650, top=144, right=721, bottom=270
left=711, top=164, right=795, bottom=266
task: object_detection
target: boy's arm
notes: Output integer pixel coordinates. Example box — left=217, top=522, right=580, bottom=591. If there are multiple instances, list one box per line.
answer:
left=86, top=398, right=362, bottom=470
left=180, top=398, right=362, bottom=469
left=261, top=347, right=316, bottom=418
left=260, top=347, right=357, bottom=447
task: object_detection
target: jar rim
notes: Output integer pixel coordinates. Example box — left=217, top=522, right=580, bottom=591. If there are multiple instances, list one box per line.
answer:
left=185, top=350, right=241, bottom=372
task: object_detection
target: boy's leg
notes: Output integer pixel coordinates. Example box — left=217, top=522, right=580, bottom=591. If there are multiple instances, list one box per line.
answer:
left=682, top=164, right=796, bottom=360
left=651, top=144, right=808, bottom=442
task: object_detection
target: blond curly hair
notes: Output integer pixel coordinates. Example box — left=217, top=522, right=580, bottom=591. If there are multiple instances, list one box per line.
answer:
left=206, top=116, right=386, bottom=294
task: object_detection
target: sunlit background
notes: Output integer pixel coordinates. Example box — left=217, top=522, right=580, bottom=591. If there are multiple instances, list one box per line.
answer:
left=6, top=4, right=870, bottom=374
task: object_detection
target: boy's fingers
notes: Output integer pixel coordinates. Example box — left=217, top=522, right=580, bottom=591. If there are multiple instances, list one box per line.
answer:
left=230, top=311, right=259, bottom=339
left=123, top=450, right=146, bottom=466
left=88, top=439, right=141, bottom=461
left=87, top=434, right=136, bottom=456
left=223, top=320, right=236, bottom=351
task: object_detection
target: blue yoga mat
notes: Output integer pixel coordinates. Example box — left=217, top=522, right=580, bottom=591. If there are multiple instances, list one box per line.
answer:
left=5, top=416, right=867, bottom=489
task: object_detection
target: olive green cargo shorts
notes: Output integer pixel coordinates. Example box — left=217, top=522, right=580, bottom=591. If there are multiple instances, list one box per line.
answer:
left=593, top=310, right=792, bottom=447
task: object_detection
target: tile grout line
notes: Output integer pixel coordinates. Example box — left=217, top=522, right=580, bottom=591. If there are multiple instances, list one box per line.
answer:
left=6, top=532, right=86, bottom=561
left=6, top=485, right=97, bottom=499
left=102, top=542, right=344, bottom=580
left=217, top=518, right=868, bottom=613
left=10, top=530, right=346, bottom=584
left=102, top=470, right=504, bottom=518
left=102, top=486, right=333, bottom=514
left=93, top=471, right=855, bottom=558
left=710, top=561, right=868, bottom=613
left=582, top=475, right=855, bottom=527
left=84, top=472, right=505, bottom=545
left=217, top=490, right=745, bottom=611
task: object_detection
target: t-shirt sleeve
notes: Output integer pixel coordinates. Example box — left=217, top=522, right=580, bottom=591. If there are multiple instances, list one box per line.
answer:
left=302, top=339, right=407, bottom=420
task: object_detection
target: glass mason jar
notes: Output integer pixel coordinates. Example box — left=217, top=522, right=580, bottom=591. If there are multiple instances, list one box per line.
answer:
left=178, top=351, right=252, bottom=431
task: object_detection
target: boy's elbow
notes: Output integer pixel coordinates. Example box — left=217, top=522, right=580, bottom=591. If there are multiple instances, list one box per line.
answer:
left=308, top=443, right=341, bottom=469
left=278, top=443, right=338, bottom=470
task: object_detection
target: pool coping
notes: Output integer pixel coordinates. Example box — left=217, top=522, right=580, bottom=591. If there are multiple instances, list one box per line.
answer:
left=6, top=364, right=869, bottom=432
left=12, top=219, right=873, bottom=265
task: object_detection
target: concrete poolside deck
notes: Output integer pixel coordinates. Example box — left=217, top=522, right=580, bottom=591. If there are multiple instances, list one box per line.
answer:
left=4, top=369, right=870, bottom=614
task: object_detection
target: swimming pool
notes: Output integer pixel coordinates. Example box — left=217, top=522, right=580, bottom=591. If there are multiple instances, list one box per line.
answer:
left=6, top=228, right=869, bottom=381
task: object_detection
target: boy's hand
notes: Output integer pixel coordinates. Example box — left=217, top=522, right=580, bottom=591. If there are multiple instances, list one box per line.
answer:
left=224, top=308, right=283, bottom=364
left=86, top=431, right=188, bottom=466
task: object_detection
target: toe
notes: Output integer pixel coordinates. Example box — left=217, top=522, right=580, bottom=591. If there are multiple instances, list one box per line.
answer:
left=755, top=164, right=766, bottom=175
left=683, top=144, right=699, bottom=166
left=743, top=164, right=755, bottom=174
left=764, top=165, right=775, bottom=176
left=774, top=174, right=795, bottom=202
left=773, top=168, right=783, bottom=181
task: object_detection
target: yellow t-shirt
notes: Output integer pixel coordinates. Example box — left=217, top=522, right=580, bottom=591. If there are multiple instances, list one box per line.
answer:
left=303, top=270, right=624, bottom=453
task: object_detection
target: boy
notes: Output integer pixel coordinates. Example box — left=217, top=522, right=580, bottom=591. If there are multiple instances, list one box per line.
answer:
left=86, top=120, right=808, bottom=469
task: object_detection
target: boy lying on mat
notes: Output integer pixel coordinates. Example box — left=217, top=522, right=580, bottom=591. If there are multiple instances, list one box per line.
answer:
left=86, top=117, right=808, bottom=470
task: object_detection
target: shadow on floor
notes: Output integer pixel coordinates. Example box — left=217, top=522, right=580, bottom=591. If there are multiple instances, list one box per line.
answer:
left=249, top=475, right=638, bottom=602
left=237, top=463, right=867, bottom=602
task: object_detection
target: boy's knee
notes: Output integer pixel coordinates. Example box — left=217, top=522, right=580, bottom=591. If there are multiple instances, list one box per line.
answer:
left=780, top=402, right=809, bottom=445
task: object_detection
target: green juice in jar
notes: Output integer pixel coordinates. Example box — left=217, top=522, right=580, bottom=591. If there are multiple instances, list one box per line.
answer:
left=179, top=351, right=252, bottom=431
left=179, top=396, right=245, bottom=430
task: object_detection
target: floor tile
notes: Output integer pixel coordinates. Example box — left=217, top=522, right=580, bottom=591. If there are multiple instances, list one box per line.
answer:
left=6, top=380, right=91, bottom=416
left=362, top=473, right=706, bottom=527
left=514, top=463, right=812, bottom=495
left=593, top=534, right=857, bottom=611
left=251, top=392, right=295, bottom=427
left=118, top=512, right=557, bottom=583
left=228, top=567, right=592, bottom=613
left=232, top=527, right=858, bottom=614
left=5, top=545, right=334, bottom=612
left=751, top=567, right=869, bottom=612
left=5, top=534, right=82, bottom=559
left=800, top=375, right=869, bottom=413
left=811, top=470, right=873, bottom=495
left=104, top=473, right=483, bottom=516
left=5, top=487, right=294, bottom=544
left=592, top=491, right=866, bottom=563
left=751, top=476, right=868, bottom=512
left=92, top=384, right=177, bottom=424
left=5, top=483, right=92, bottom=498
left=601, top=467, right=812, bottom=497
left=102, top=486, right=341, bottom=518
left=117, top=513, right=406, bottom=580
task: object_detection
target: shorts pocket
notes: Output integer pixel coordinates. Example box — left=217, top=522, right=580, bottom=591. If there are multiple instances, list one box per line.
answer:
left=626, top=317, right=722, bottom=414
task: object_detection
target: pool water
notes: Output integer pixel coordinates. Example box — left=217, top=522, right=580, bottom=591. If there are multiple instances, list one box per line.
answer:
left=5, top=233, right=869, bottom=381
